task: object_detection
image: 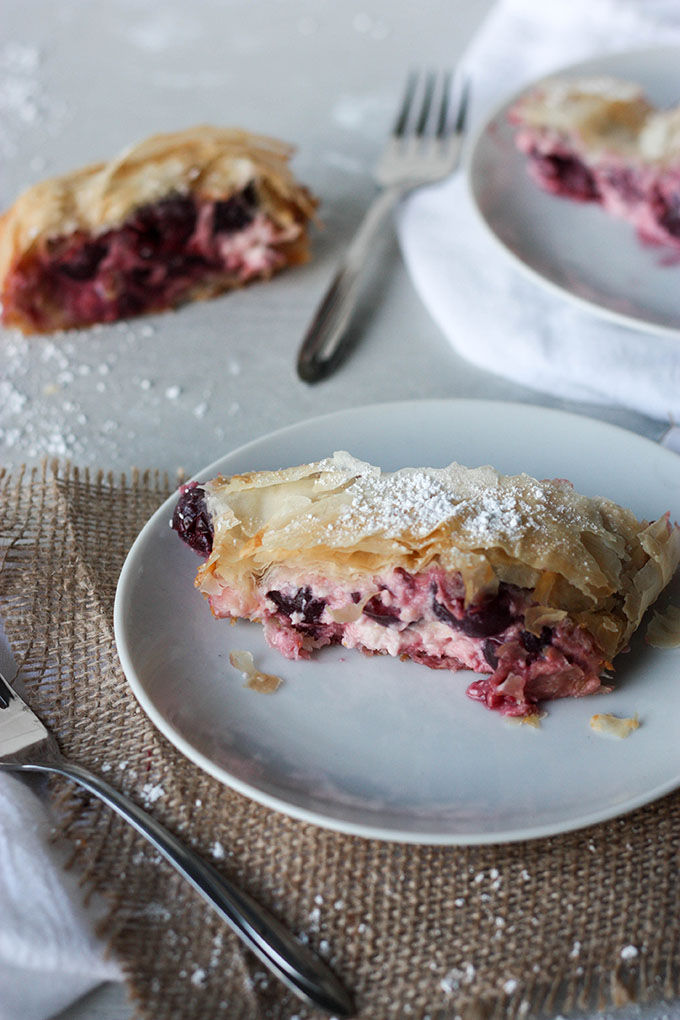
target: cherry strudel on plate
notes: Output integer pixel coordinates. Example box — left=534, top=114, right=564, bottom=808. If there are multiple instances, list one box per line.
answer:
left=172, top=452, right=680, bottom=717
left=0, top=126, right=317, bottom=333
left=509, top=76, right=680, bottom=248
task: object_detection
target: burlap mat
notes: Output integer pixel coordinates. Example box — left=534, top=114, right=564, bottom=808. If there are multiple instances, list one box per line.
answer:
left=1, top=460, right=680, bottom=1020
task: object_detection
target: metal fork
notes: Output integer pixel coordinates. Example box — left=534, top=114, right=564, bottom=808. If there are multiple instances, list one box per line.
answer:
left=297, top=69, right=469, bottom=383
left=0, top=670, right=354, bottom=1017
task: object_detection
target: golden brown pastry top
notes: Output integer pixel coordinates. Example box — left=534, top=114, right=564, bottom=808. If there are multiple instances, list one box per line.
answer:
left=0, top=125, right=318, bottom=281
left=511, top=76, right=653, bottom=158
left=196, top=452, right=680, bottom=660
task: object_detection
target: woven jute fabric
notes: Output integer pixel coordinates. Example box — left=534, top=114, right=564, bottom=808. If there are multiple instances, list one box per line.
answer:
left=1, top=460, right=680, bottom=1020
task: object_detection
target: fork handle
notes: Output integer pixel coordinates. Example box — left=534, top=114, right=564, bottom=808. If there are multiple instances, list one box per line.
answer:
left=297, top=184, right=406, bottom=382
left=14, top=759, right=354, bottom=1017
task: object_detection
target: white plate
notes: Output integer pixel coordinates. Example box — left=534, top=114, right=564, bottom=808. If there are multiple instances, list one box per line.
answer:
left=467, top=48, right=680, bottom=337
left=114, top=399, right=680, bottom=844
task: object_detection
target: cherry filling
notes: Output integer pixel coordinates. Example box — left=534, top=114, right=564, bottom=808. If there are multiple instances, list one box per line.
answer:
left=518, top=132, right=680, bottom=248
left=266, top=587, right=342, bottom=646
left=213, top=184, right=258, bottom=232
left=527, top=148, right=601, bottom=201
left=259, top=572, right=608, bottom=715
left=266, top=587, right=326, bottom=627
left=172, top=491, right=608, bottom=716
left=172, top=482, right=213, bottom=556
left=362, top=592, right=402, bottom=625
left=266, top=576, right=528, bottom=648
left=3, top=185, right=287, bottom=331
left=431, top=585, right=514, bottom=638
left=653, top=189, right=680, bottom=239
left=520, top=626, right=553, bottom=656
left=599, top=167, right=644, bottom=204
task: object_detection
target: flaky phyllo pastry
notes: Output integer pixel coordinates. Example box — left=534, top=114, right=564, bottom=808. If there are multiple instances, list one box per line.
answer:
left=0, top=126, right=317, bottom=333
left=172, top=452, right=680, bottom=716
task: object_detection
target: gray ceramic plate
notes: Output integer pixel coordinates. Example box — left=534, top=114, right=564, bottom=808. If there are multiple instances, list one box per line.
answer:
left=114, top=400, right=680, bottom=844
left=467, top=48, right=680, bottom=336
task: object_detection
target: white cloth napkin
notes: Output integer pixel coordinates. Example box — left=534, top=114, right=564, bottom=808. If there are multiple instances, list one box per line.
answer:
left=0, top=632, right=122, bottom=1020
left=396, top=0, right=680, bottom=423
left=0, top=775, right=123, bottom=1020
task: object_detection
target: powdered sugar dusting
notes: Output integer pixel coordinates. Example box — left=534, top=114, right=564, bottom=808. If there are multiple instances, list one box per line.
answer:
left=340, top=469, right=459, bottom=537
left=141, top=782, right=165, bottom=806
left=453, top=484, right=544, bottom=542
left=334, top=463, right=556, bottom=545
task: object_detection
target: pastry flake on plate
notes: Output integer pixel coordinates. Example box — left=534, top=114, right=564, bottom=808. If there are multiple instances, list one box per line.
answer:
left=0, top=126, right=317, bottom=333
left=172, top=452, right=680, bottom=718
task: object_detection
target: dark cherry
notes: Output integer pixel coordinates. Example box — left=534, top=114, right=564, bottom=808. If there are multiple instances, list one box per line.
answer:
left=520, top=627, right=553, bottom=657
left=116, top=290, right=146, bottom=317
left=129, top=266, right=152, bottom=287
left=483, top=638, right=501, bottom=669
left=655, top=191, right=680, bottom=239
left=394, top=566, right=416, bottom=590
left=431, top=597, right=459, bottom=628
left=54, top=240, right=108, bottom=281
left=433, top=591, right=513, bottom=638
left=267, top=587, right=326, bottom=624
left=213, top=184, right=257, bottom=234
left=242, top=182, right=257, bottom=205
left=532, top=151, right=600, bottom=201
left=362, top=594, right=401, bottom=626
left=129, top=195, right=198, bottom=253
left=172, top=484, right=213, bottom=556
left=461, top=598, right=514, bottom=638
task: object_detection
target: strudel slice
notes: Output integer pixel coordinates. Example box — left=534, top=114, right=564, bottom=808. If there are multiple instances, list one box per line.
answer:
left=172, top=452, right=680, bottom=717
left=0, top=126, right=317, bottom=333
left=509, top=76, right=680, bottom=248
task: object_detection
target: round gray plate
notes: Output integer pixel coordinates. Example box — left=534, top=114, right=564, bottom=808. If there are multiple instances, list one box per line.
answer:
left=468, top=48, right=680, bottom=336
left=114, top=400, right=680, bottom=844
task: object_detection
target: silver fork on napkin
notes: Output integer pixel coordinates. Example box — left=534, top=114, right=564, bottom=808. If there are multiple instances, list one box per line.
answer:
left=297, top=68, right=469, bottom=383
left=0, top=669, right=355, bottom=1017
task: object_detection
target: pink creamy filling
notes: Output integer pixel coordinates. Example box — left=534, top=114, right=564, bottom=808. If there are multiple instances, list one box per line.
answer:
left=208, top=565, right=609, bottom=716
left=513, top=125, right=680, bottom=248
left=3, top=189, right=296, bottom=331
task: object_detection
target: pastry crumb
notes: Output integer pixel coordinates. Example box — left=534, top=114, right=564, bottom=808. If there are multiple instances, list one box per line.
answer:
left=229, top=649, right=283, bottom=694
left=590, top=713, right=640, bottom=738
left=505, top=711, right=546, bottom=729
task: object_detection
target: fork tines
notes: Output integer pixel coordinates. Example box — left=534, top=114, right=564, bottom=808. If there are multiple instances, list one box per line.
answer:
left=393, top=69, right=469, bottom=141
